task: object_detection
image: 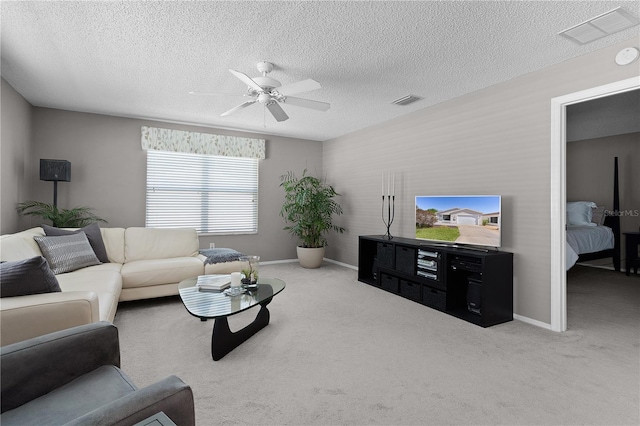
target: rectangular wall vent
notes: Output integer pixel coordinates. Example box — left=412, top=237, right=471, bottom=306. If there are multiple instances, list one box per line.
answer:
left=391, top=94, right=423, bottom=106
left=559, top=7, right=639, bottom=45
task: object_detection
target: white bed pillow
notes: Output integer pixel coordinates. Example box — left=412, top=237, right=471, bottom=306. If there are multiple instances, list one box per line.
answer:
left=567, top=201, right=597, bottom=226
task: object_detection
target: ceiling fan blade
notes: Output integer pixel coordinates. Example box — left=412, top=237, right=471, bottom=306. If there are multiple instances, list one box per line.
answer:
left=283, top=96, right=330, bottom=112
left=220, top=99, right=257, bottom=117
left=188, top=91, right=246, bottom=97
left=266, top=102, right=289, bottom=122
left=229, top=69, right=263, bottom=93
left=275, top=79, right=321, bottom=96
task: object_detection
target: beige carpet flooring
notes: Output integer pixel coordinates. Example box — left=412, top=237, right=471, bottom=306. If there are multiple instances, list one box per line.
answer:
left=114, top=263, right=639, bottom=425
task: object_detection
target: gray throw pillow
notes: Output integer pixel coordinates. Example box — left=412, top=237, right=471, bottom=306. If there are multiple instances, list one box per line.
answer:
left=0, top=256, right=61, bottom=297
left=34, top=232, right=101, bottom=274
left=42, top=223, right=110, bottom=263
left=199, top=248, right=245, bottom=265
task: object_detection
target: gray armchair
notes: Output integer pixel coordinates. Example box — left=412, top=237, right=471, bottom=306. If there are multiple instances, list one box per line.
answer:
left=1, top=321, right=195, bottom=426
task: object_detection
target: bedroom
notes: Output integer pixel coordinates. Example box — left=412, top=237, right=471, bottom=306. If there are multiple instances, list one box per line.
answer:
left=563, top=88, right=639, bottom=332
left=566, top=90, right=640, bottom=329
left=565, top=89, right=640, bottom=272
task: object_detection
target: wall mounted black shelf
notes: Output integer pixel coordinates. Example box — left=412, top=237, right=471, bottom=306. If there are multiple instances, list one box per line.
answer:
left=358, top=235, right=513, bottom=327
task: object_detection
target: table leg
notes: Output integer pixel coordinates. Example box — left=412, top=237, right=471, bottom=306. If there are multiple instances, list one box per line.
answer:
left=211, top=301, right=271, bottom=361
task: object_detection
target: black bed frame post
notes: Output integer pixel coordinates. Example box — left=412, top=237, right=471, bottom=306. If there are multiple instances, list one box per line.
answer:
left=574, top=157, right=622, bottom=272
left=612, top=157, right=621, bottom=272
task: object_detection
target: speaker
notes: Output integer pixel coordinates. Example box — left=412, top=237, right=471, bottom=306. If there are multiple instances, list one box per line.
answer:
left=40, top=159, right=71, bottom=182
left=467, top=277, right=482, bottom=315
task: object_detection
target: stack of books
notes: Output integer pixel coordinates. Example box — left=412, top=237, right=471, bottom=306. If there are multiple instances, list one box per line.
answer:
left=196, top=274, right=232, bottom=292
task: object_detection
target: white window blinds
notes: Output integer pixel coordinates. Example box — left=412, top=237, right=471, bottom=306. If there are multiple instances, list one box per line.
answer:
left=146, top=150, right=258, bottom=234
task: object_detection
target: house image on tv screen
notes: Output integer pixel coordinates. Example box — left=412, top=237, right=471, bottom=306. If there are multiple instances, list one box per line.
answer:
left=436, top=208, right=500, bottom=227
left=415, top=195, right=501, bottom=247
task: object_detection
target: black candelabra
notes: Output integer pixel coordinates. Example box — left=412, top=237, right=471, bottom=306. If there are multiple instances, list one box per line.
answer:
left=382, top=194, right=395, bottom=239
left=381, top=171, right=396, bottom=239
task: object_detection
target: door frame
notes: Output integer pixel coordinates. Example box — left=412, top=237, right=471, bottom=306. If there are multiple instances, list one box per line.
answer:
left=550, top=76, right=639, bottom=332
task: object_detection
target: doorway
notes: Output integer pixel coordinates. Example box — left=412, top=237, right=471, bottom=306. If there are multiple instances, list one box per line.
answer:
left=550, top=76, right=639, bottom=332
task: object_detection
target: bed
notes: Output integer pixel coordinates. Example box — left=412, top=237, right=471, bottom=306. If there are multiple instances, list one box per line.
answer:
left=565, top=157, right=621, bottom=271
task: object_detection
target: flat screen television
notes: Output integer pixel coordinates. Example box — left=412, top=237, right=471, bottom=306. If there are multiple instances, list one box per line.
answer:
left=415, top=195, right=501, bottom=248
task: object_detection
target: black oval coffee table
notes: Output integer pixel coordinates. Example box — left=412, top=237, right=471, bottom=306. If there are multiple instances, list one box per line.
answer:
left=178, top=277, right=285, bottom=360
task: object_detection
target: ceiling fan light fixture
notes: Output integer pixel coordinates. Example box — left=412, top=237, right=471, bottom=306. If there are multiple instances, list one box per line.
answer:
left=257, top=93, right=271, bottom=104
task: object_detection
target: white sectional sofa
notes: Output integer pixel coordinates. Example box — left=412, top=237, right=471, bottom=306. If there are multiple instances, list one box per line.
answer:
left=0, top=226, right=244, bottom=346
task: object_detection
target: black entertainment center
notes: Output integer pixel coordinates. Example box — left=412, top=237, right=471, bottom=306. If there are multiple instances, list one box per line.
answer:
left=358, top=235, right=514, bottom=327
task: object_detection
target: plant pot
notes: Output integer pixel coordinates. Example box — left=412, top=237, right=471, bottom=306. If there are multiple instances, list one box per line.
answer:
left=297, top=246, right=325, bottom=269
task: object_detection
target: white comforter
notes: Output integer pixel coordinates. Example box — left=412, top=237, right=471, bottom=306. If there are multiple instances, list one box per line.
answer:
left=566, top=225, right=615, bottom=270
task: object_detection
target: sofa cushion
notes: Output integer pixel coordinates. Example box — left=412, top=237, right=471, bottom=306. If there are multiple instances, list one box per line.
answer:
left=42, top=223, right=110, bottom=263
left=124, top=228, right=199, bottom=262
left=0, top=365, right=137, bottom=426
left=100, top=228, right=126, bottom=264
left=0, top=228, right=45, bottom=262
left=34, top=232, right=101, bottom=274
left=0, top=256, right=61, bottom=298
left=56, top=268, right=123, bottom=322
left=121, top=257, right=204, bottom=288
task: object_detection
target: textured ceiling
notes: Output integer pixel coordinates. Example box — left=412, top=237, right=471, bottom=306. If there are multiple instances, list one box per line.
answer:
left=2, top=1, right=639, bottom=141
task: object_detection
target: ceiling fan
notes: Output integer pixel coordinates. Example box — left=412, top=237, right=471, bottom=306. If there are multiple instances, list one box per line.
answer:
left=191, top=61, right=330, bottom=122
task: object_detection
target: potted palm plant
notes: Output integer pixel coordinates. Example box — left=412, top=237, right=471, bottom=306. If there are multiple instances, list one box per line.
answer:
left=16, top=201, right=107, bottom=227
left=279, top=170, right=345, bottom=268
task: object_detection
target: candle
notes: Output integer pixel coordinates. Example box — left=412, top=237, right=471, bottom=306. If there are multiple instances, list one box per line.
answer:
left=231, top=272, right=241, bottom=288
left=392, top=172, right=395, bottom=196
left=382, top=173, right=384, bottom=197
left=387, top=173, right=391, bottom=197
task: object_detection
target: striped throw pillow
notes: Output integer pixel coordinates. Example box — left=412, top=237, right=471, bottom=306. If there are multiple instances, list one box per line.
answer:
left=34, top=231, right=101, bottom=274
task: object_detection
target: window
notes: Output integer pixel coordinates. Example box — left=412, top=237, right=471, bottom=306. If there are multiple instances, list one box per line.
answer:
left=146, top=150, right=258, bottom=234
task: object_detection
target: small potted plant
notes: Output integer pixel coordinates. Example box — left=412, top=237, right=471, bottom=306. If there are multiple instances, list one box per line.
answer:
left=16, top=201, right=107, bottom=227
left=240, top=256, right=259, bottom=287
left=279, top=170, right=345, bottom=268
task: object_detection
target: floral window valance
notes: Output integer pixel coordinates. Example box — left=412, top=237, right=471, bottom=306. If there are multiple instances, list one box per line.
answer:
left=141, top=126, right=265, bottom=159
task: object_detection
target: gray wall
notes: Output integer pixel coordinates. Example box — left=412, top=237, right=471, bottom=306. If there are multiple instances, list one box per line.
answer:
left=567, top=132, right=640, bottom=236
left=19, top=108, right=322, bottom=261
left=322, top=37, right=639, bottom=325
left=1, top=78, right=32, bottom=234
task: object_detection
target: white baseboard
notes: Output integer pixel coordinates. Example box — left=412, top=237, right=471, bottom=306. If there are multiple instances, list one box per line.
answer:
left=514, top=314, right=553, bottom=331
left=261, top=259, right=298, bottom=265
left=324, top=258, right=358, bottom=270
left=262, top=258, right=358, bottom=270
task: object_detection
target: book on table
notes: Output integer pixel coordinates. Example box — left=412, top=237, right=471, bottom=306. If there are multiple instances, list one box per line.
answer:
left=196, top=274, right=232, bottom=292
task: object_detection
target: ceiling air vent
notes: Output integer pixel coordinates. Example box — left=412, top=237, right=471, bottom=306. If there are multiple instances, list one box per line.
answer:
left=559, top=7, right=639, bottom=45
left=391, top=94, right=423, bottom=106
